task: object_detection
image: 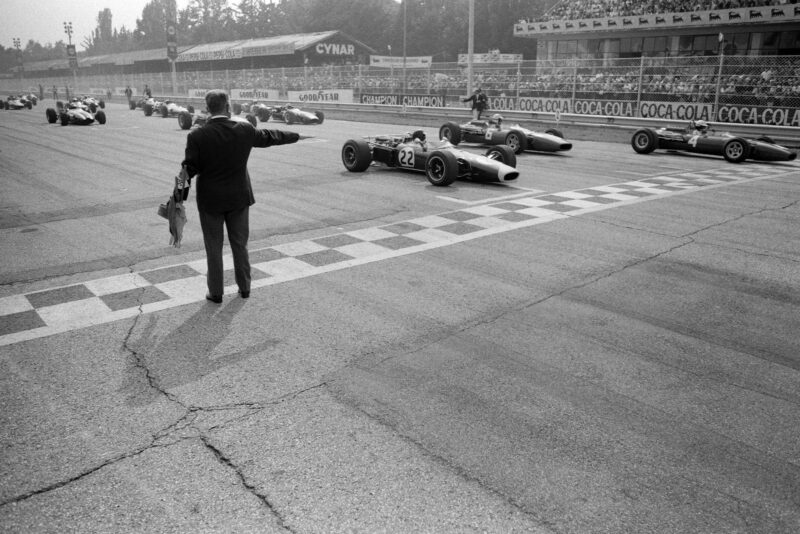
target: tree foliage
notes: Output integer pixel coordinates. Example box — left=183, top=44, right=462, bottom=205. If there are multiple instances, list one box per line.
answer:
left=11, top=0, right=551, bottom=63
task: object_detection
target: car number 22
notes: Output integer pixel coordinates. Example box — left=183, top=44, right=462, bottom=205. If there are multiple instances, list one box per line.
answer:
left=398, top=147, right=415, bottom=167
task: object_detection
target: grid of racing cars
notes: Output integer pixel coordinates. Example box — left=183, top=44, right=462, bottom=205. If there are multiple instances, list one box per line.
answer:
left=33, top=89, right=797, bottom=185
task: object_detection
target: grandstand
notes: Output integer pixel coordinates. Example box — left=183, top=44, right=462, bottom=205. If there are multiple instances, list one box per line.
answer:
left=515, top=0, right=800, bottom=59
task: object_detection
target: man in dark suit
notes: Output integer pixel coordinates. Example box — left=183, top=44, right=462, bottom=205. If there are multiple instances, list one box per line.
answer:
left=182, top=89, right=300, bottom=303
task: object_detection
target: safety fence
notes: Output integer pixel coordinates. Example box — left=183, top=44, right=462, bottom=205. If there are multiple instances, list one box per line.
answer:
left=2, top=55, right=798, bottom=126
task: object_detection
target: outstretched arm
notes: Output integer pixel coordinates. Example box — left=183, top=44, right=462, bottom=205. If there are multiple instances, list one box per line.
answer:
left=253, top=128, right=300, bottom=148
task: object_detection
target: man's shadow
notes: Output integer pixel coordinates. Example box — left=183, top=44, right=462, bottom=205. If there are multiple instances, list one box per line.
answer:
left=122, top=298, right=279, bottom=407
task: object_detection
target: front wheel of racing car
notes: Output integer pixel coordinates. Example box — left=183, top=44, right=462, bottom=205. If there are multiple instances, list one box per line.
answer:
left=95, top=110, right=106, bottom=125
left=25, top=101, right=33, bottom=110
left=99, top=99, right=105, bottom=109
left=485, top=145, right=517, bottom=168
left=160, top=104, right=169, bottom=118
left=544, top=128, right=564, bottom=139
left=505, top=130, right=528, bottom=154
left=88, top=103, right=97, bottom=113
left=315, top=111, right=325, bottom=124
left=178, top=111, right=193, bottom=130
left=46, top=108, right=58, bottom=123
left=245, top=114, right=257, bottom=127
left=723, top=138, right=750, bottom=163
left=439, top=122, right=462, bottom=145
left=59, top=112, right=69, bottom=126
left=631, top=128, right=658, bottom=154
left=425, top=150, right=459, bottom=187
left=143, top=103, right=153, bottom=116
left=341, top=139, right=373, bottom=172
left=257, top=109, right=270, bottom=122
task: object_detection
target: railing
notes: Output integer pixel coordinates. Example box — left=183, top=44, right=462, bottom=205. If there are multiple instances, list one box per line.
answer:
left=2, top=55, right=798, bottom=127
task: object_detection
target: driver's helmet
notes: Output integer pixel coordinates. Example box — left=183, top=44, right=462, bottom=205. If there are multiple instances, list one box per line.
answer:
left=411, top=130, right=426, bottom=143
left=489, top=113, right=504, bottom=126
left=690, top=119, right=708, bottom=133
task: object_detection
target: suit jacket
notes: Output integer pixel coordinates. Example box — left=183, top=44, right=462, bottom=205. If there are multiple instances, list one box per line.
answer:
left=182, top=116, right=299, bottom=213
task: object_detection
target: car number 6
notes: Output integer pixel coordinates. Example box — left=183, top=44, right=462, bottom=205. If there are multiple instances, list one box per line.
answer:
left=399, top=147, right=415, bottom=167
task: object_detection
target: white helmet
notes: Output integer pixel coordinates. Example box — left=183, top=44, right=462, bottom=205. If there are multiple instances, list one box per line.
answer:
left=691, top=119, right=708, bottom=132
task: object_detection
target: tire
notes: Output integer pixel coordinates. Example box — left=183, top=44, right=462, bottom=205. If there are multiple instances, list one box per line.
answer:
left=545, top=128, right=564, bottom=139
left=723, top=138, right=749, bottom=163
left=89, top=103, right=97, bottom=113
left=233, top=103, right=242, bottom=115
left=95, top=110, right=106, bottom=124
left=178, top=111, right=193, bottom=130
left=315, top=111, right=325, bottom=124
left=439, top=122, right=462, bottom=145
left=245, top=113, right=257, bottom=127
left=425, top=150, right=458, bottom=186
left=99, top=99, right=105, bottom=109
left=46, top=108, right=57, bottom=123
left=485, top=145, right=517, bottom=168
left=129, top=100, right=136, bottom=110
left=505, top=130, right=527, bottom=154
left=59, top=112, right=69, bottom=126
left=257, top=109, right=270, bottom=122
left=160, top=104, right=169, bottom=118
left=341, top=139, right=373, bottom=172
left=631, top=128, right=657, bottom=154
left=25, top=101, right=32, bottom=109
left=144, top=103, right=153, bottom=116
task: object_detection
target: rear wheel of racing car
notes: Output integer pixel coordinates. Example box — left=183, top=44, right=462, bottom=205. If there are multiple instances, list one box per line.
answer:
left=46, top=108, right=57, bottom=123
left=25, top=101, right=33, bottom=110
left=341, top=139, right=373, bottom=172
left=544, top=128, right=564, bottom=139
left=425, top=150, right=459, bottom=187
left=257, top=109, right=270, bottom=122
left=99, top=99, right=105, bottom=109
left=178, top=111, right=193, bottom=130
left=160, top=105, right=169, bottom=118
left=505, top=130, right=528, bottom=154
left=631, top=128, right=657, bottom=154
left=89, top=103, right=97, bottom=113
left=233, top=103, right=242, bottom=115
left=723, top=138, right=749, bottom=163
left=315, top=111, right=325, bottom=124
left=485, top=145, right=517, bottom=168
left=245, top=114, right=257, bottom=127
left=95, top=110, right=106, bottom=125
left=144, top=103, right=153, bottom=116
left=59, top=112, right=69, bottom=126
left=439, top=122, right=462, bottom=145
left=129, top=100, right=136, bottom=110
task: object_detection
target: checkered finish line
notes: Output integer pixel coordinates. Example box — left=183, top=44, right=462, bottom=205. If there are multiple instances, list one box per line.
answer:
left=0, top=164, right=792, bottom=347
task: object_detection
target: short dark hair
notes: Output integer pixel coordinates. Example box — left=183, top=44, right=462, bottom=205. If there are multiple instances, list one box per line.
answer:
left=205, top=90, right=228, bottom=115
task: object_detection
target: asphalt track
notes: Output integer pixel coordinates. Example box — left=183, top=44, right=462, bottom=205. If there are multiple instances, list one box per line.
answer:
left=1, top=101, right=799, bottom=533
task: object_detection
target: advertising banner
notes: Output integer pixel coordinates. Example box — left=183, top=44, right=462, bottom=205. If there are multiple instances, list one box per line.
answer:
left=188, top=88, right=211, bottom=97
left=359, top=93, right=445, bottom=107
left=370, top=56, right=433, bottom=68
left=230, top=88, right=278, bottom=101
left=287, top=89, right=354, bottom=103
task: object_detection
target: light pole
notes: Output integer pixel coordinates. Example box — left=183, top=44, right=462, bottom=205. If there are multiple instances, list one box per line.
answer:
left=402, top=0, right=407, bottom=96
left=63, top=21, right=78, bottom=96
left=12, top=37, right=23, bottom=91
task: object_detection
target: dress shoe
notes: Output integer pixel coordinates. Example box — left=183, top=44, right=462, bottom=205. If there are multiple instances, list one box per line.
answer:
left=205, top=293, right=222, bottom=303
left=238, top=289, right=250, bottom=299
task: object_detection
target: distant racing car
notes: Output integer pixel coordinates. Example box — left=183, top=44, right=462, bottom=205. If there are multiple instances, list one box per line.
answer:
left=341, top=130, right=519, bottom=186
left=3, top=95, right=34, bottom=110
left=439, top=115, right=572, bottom=154
left=78, top=95, right=105, bottom=112
left=631, top=121, right=797, bottom=163
left=146, top=99, right=195, bottom=118
left=46, top=99, right=106, bottom=126
left=270, top=104, right=324, bottom=124
left=233, top=101, right=273, bottom=122
left=178, top=109, right=257, bottom=130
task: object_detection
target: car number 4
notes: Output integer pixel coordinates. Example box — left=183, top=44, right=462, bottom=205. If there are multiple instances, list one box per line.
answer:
left=688, top=134, right=700, bottom=147
left=398, top=147, right=415, bottom=167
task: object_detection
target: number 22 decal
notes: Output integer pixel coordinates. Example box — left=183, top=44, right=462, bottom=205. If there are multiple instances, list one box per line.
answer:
left=398, top=147, right=415, bottom=167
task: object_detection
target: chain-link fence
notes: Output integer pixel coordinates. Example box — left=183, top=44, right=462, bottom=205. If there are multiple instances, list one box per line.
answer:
left=2, top=55, right=798, bottom=125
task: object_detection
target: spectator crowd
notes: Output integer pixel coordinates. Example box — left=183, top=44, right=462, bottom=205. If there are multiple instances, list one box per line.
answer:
left=528, top=0, right=796, bottom=22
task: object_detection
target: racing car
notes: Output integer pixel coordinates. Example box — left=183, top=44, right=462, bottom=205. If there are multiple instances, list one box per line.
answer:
left=439, top=115, right=572, bottom=154
left=78, top=95, right=105, bottom=112
left=45, top=99, right=106, bottom=126
left=631, top=120, right=797, bottom=163
left=3, top=95, right=34, bottom=110
left=270, top=104, right=324, bottom=125
left=341, top=130, right=519, bottom=186
left=144, top=99, right=195, bottom=118
left=233, top=101, right=273, bottom=122
left=178, top=109, right=257, bottom=130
